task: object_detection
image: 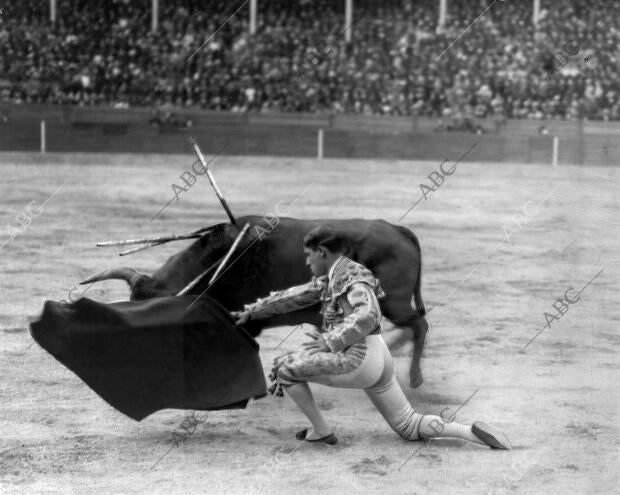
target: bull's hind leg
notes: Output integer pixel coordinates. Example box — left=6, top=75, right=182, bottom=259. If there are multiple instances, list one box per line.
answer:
left=389, top=314, right=427, bottom=388
left=381, top=300, right=427, bottom=389
left=410, top=315, right=428, bottom=388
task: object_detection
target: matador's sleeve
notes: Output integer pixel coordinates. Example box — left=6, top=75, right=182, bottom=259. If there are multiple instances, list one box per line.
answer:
left=243, top=276, right=326, bottom=320
left=322, top=282, right=381, bottom=353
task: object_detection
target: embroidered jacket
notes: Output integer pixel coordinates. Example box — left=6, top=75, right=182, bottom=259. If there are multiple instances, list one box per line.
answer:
left=243, top=257, right=386, bottom=352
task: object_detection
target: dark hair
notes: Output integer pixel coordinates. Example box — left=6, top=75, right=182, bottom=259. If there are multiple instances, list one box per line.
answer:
left=303, top=224, right=348, bottom=254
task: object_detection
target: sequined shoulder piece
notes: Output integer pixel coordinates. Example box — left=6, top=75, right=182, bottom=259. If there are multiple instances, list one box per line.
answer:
left=329, top=257, right=386, bottom=299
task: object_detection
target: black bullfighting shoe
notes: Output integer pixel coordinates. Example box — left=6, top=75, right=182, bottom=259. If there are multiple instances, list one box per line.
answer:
left=295, top=428, right=338, bottom=445
left=472, top=422, right=512, bottom=450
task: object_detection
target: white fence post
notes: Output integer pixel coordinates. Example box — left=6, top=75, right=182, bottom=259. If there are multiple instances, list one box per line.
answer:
left=552, top=135, right=559, bottom=166
left=151, top=0, right=159, bottom=32
left=40, top=120, right=46, bottom=154
left=345, top=0, right=353, bottom=42
left=249, top=0, right=257, bottom=35
left=317, top=128, right=324, bottom=160
left=50, top=0, right=57, bottom=23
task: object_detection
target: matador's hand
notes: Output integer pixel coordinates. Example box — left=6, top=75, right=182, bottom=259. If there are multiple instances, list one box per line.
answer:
left=230, top=311, right=250, bottom=326
left=304, top=329, right=321, bottom=341
left=302, top=335, right=330, bottom=354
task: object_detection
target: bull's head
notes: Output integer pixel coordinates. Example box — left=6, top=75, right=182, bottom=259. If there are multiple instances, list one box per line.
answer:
left=81, top=223, right=239, bottom=301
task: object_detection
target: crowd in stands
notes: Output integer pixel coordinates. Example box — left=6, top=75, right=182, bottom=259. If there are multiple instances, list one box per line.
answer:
left=1, top=0, right=619, bottom=120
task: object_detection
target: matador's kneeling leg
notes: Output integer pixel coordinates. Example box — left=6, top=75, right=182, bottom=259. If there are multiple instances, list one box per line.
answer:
left=363, top=375, right=511, bottom=449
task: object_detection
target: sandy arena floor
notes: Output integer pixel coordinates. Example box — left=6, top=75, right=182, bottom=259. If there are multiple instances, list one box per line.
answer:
left=0, top=152, right=618, bottom=494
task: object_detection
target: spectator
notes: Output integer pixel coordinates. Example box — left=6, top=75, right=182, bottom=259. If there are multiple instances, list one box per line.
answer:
left=0, top=0, right=618, bottom=120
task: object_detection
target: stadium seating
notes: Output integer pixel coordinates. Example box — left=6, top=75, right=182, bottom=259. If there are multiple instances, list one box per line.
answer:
left=1, top=0, right=618, bottom=120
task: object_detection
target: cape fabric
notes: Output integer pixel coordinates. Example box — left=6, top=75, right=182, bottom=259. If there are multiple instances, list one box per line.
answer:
left=29, top=295, right=267, bottom=421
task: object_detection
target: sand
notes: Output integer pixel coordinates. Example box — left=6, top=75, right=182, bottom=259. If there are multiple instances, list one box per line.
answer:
left=0, top=152, right=618, bottom=494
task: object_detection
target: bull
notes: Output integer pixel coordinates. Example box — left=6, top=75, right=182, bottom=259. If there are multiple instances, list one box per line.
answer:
left=82, top=216, right=428, bottom=387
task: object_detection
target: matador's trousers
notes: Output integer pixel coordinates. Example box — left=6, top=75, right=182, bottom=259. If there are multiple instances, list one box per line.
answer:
left=270, top=334, right=424, bottom=440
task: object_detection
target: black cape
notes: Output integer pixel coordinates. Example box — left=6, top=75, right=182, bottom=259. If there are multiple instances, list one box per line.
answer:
left=29, top=295, right=267, bottom=421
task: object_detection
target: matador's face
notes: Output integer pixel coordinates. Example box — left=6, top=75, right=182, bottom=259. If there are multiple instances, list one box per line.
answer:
left=304, top=247, right=328, bottom=277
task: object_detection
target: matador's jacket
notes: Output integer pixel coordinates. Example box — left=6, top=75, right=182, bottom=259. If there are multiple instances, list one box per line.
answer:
left=243, top=256, right=386, bottom=395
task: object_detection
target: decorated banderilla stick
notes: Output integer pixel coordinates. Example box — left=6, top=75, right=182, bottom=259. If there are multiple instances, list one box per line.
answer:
left=118, top=241, right=165, bottom=256
left=190, top=137, right=237, bottom=226
left=175, top=254, right=226, bottom=296
left=96, top=226, right=216, bottom=255
left=177, top=223, right=250, bottom=296
left=96, top=228, right=211, bottom=247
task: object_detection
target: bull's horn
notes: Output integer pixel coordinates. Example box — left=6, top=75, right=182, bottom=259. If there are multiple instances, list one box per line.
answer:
left=80, top=267, right=145, bottom=287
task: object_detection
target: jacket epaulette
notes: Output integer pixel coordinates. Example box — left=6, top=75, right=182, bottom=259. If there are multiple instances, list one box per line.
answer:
left=329, top=257, right=386, bottom=300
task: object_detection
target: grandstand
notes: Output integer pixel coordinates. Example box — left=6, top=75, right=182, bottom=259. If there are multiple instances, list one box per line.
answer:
left=1, top=0, right=619, bottom=120
left=2, top=5, right=619, bottom=494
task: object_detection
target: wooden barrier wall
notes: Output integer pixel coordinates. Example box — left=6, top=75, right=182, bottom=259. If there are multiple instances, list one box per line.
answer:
left=0, top=104, right=617, bottom=166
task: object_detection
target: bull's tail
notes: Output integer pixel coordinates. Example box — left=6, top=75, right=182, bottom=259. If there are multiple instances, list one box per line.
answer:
left=395, top=225, right=426, bottom=317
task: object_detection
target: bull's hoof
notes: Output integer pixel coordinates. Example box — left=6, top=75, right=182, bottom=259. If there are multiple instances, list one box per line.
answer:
left=409, top=369, right=423, bottom=388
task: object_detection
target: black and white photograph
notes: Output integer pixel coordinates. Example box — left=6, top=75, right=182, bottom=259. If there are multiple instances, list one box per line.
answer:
left=1, top=0, right=618, bottom=493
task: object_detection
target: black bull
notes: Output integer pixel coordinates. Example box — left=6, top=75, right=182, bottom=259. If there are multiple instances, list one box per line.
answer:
left=83, top=216, right=429, bottom=387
